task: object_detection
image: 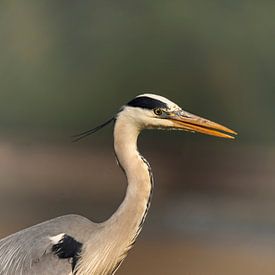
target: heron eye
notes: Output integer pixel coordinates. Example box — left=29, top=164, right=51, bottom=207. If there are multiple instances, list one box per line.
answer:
left=154, top=108, right=163, bottom=116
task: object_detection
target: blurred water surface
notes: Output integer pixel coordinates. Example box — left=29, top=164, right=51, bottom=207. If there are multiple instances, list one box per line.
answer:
left=0, top=140, right=274, bottom=274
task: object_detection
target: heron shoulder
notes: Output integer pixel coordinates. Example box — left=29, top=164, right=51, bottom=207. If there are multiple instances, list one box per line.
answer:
left=0, top=214, right=97, bottom=274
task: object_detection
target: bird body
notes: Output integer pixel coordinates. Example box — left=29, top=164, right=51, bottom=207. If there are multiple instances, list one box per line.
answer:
left=0, top=214, right=93, bottom=274
left=0, top=94, right=236, bottom=274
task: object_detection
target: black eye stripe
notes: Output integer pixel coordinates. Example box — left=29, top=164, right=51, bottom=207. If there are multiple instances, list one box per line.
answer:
left=127, top=96, right=168, bottom=110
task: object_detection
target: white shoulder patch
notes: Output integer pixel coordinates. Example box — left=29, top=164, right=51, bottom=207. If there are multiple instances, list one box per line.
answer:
left=49, top=233, right=65, bottom=244
left=137, top=93, right=181, bottom=111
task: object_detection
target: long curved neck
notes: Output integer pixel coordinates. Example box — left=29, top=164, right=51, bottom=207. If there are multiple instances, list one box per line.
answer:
left=109, top=115, right=153, bottom=244
left=78, top=116, right=154, bottom=275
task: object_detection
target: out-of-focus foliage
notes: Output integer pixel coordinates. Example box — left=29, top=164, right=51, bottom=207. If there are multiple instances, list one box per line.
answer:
left=0, top=1, right=274, bottom=142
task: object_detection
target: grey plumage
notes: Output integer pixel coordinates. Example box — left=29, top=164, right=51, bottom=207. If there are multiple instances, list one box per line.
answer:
left=0, top=93, right=236, bottom=274
left=0, top=215, right=95, bottom=274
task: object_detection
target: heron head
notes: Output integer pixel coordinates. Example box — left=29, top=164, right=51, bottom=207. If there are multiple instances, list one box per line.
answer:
left=73, top=93, right=237, bottom=141
left=120, top=93, right=237, bottom=139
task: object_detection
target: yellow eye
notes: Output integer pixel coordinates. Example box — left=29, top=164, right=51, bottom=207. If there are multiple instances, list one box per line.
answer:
left=154, top=108, right=163, bottom=116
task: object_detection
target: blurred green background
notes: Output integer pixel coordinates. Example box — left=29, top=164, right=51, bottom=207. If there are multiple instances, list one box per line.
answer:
left=0, top=1, right=275, bottom=274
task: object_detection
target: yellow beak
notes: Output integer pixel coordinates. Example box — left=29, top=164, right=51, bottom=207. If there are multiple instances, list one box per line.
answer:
left=169, top=111, right=237, bottom=139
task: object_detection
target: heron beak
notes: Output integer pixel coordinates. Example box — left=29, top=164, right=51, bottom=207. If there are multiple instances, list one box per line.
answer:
left=169, top=111, right=237, bottom=139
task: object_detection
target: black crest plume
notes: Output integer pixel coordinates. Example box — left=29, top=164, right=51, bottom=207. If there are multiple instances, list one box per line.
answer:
left=72, top=117, right=115, bottom=142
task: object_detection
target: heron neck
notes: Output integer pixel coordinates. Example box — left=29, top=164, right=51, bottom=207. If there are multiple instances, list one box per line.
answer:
left=109, top=116, right=153, bottom=242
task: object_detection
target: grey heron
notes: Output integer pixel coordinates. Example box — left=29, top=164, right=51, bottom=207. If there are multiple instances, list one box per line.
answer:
left=0, top=94, right=237, bottom=274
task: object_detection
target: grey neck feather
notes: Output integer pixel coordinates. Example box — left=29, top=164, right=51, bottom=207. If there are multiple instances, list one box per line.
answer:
left=76, top=113, right=154, bottom=274
left=107, top=113, right=153, bottom=251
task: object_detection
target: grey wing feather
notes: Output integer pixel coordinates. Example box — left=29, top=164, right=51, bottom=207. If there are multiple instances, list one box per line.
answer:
left=0, top=214, right=96, bottom=275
